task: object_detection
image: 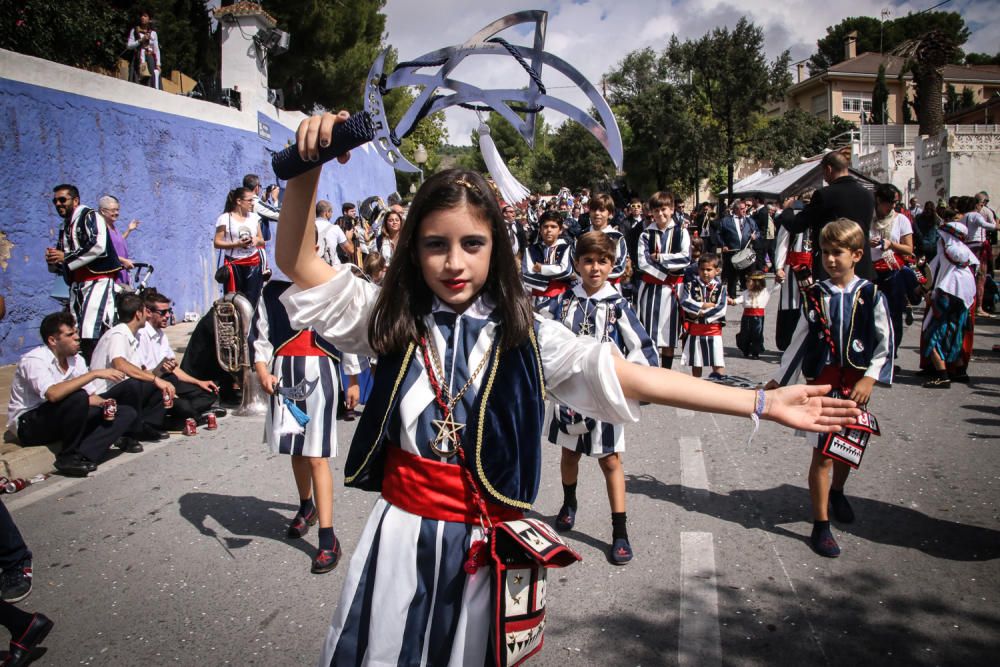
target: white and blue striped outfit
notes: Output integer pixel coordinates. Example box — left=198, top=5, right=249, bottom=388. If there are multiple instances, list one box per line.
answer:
left=522, top=239, right=573, bottom=311
left=546, top=283, right=657, bottom=457
left=637, top=222, right=691, bottom=348
left=680, top=278, right=727, bottom=368
left=281, top=270, right=640, bottom=667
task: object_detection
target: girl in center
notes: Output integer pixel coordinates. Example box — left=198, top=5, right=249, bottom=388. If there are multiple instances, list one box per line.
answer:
left=547, top=232, right=658, bottom=566
left=275, top=111, right=858, bottom=666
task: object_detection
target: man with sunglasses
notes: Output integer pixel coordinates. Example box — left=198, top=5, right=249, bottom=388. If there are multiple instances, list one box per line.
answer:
left=45, top=184, right=122, bottom=363
left=137, top=291, right=221, bottom=428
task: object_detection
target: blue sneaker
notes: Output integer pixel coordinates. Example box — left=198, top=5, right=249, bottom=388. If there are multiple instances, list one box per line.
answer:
left=555, top=505, right=576, bottom=532
left=810, top=524, right=841, bottom=558
left=707, top=372, right=726, bottom=381
left=608, top=538, right=633, bottom=565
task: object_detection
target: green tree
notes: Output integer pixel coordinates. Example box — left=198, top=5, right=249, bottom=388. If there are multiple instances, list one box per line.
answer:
left=871, top=64, right=890, bottom=123
left=532, top=120, right=614, bottom=193
left=893, top=30, right=960, bottom=136
left=463, top=111, right=551, bottom=193
left=965, top=51, right=1000, bottom=66
left=0, top=0, right=129, bottom=71
left=750, top=111, right=856, bottom=171
left=665, top=18, right=790, bottom=204
left=266, top=0, right=386, bottom=113
left=808, top=11, right=970, bottom=74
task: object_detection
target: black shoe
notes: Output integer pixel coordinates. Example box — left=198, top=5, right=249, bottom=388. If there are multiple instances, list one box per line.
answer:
left=0, top=561, right=32, bottom=603
left=905, top=309, right=914, bottom=326
left=923, top=376, right=951, bottom=388
left=54, top=455, right=94, bottom=477
left=4, top=612, right=54, bottom=666
left=212, top=408, right=228, bottom=418
left=287, top=506, right=318, bottom=538
left=810, top=524, right=841, bottom=558
left=136, top=426, right=170, bottom=442
left=114, top=437, right=144, bottom=454
left=554, top=505, right=576, bottom=533
left=311, top=538, right=342, bottom=574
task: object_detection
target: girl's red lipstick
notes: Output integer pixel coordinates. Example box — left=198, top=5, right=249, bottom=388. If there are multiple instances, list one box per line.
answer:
left=443, top=279, right=467, bottom=290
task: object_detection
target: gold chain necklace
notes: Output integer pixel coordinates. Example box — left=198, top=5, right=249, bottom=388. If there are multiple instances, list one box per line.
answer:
left=423, top=327, right=491, bottom=458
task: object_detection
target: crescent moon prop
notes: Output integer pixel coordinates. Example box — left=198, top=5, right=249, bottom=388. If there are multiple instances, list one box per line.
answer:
left=272, top=10, right=623, bottom=195
left=276, top=377, right=319, bottom=402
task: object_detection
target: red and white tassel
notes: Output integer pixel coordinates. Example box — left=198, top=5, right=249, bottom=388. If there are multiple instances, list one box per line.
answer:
left=477, top=121, right=530, bottom=205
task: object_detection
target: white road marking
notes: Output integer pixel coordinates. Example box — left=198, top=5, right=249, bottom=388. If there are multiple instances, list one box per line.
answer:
left=679, top=436, right=710, bottom=499
left=679, top=531, right=721, bottom=667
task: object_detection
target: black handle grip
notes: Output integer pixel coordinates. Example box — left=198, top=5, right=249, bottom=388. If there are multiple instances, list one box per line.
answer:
left=271, top=111, right=377, bottom=180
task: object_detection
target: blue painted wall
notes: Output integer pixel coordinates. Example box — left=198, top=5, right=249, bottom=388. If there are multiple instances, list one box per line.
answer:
left=0, top=78, right=394, bottom=365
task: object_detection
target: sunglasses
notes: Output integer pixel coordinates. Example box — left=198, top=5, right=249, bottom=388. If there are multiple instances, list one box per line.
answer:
left=148, top=307, right=173, bottom=315
left=52, top=196, right=72, bottom=204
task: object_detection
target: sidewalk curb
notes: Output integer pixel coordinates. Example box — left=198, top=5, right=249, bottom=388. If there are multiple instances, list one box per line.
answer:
left=1, top=444, right=57, bottom=481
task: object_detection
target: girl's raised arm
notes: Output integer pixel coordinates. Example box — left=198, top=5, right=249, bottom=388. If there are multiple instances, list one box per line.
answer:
left=275, top=112, right=352, bottom=289
left=613, top=357, right=859, bottom=433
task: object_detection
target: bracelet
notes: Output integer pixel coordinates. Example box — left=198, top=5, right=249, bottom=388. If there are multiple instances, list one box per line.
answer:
left=747, top=387, right=766, bottom=446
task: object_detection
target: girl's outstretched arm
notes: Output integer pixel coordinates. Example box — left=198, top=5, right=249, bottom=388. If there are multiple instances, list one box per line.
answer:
left=275, top=112, right=352, bottom=289
left=613, top=357, right=859, bottom=433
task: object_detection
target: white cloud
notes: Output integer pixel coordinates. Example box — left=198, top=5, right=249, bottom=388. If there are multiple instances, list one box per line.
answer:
left=382, top=0, right=999, bottom=145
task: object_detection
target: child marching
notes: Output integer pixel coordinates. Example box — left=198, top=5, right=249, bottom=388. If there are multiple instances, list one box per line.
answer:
left=547, top=232, right=658, bottom=565
left=768, top=218, right=894, bottom=558
left=637, top=191, right=691, bottom=369
left=251, top=280, right=362, bottom=573
left=734, top=271, right=770, bottom=359
left=275, top=111, right=858, bottom=666
left=681, top=253, right=728, bottom=378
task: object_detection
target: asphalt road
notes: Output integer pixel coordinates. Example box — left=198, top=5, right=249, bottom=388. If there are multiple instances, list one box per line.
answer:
left=5, top=295, right=999, bottom=666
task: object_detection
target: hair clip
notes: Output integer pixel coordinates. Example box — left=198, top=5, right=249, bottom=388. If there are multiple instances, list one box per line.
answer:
left=454, top=177, right=476, bottom=191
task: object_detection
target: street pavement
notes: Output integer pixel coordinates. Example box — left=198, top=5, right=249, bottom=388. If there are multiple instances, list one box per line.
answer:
left=4, top=292, right=999, bottom=666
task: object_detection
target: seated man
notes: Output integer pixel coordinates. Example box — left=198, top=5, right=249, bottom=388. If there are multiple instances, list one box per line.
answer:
left=89, top=293, right=175, bottom=441
left=137, top=291, right=220, bottom=429
left=6, top=312, right=138, bottom=476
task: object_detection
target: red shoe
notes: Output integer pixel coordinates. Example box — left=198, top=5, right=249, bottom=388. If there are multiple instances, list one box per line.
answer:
left=311, top=538, right=342, bottom=574
left=287, top=506, right=318, bottom=538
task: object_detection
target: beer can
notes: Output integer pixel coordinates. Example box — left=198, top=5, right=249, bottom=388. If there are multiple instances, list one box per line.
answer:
left=205, top=413, right=218, bottom=430
left=183, top=418, right=198, bottom=436
left=4, top=479, right=27, bottom=494
left=162, top=389, right=174, bottom=409
left=102, top=398, right=117, bottom=421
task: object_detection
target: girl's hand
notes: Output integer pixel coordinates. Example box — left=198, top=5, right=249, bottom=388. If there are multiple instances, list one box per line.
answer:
left=296, top=111, right=353, bottom=164
left=764, top=384, right=859, bottom=433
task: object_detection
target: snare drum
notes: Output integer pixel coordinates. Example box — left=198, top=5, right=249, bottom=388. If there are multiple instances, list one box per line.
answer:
left=731, top=246, right=756, bottom=271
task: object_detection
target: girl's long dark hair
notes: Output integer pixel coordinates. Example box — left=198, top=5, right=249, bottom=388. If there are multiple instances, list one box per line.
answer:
left=368, top=169, right=533, bottom=354
left=224, top=187, right=251, bottom=213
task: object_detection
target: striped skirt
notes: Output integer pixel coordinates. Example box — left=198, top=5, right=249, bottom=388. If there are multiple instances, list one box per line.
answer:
left=318, top=498, right=491, bottom=666
left=682, top=334, right=725, bottom=368
left=70, top=277, right=116, bottom=340
left=545, top=401, right=624, bottom=457
left=265, top=355, right=340, bottom=458
left=637, top=282, right=682, bottom=347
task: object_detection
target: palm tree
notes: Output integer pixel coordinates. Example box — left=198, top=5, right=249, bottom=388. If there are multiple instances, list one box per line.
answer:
left=892, top=30, right=959, bottom=136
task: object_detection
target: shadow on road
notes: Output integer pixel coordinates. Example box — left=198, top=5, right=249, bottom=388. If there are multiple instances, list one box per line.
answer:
left=624, top=474, right=1000, bottom=561
left=177, top=492, right=314, bottom=559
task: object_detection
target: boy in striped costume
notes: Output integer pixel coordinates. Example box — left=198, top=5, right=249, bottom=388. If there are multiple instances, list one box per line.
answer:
left=548, top=232, right=658, bottom=565
left=681, top=253, right=727, bottom=378
left=637, top=191, right=691, bottom=369
left=522, top=210, right=573, bottom=312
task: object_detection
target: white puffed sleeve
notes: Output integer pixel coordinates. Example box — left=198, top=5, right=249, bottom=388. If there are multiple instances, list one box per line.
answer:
left=536, top=316, right=640, bottom=425
left=279, top=270, right=379, bottom=357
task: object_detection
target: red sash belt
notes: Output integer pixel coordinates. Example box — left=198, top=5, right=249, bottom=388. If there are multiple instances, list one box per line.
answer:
left=275, top=331, right=326, bottom=357
left=687, top=322, right=723, bottom=336
left=222, top=253, right=261, bottom=292
left=531, top=281, right=569, bottom=298
left=641, top=274, right=684, bottom=286
left=609, top=276, right=622, bottom=285
left=744, top=308, right=765, bottom=317
left=382, top=447, right=524, bottom=525
left=71, top=268, right=116, bottom=283
left=809, top=365, right=865, bottom=396
left=873, top=253, right=899, bottom=272
left=786, top=251, right=813, bottom=268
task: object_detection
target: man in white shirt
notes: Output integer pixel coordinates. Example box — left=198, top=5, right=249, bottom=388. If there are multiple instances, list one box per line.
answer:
left=90, top=293, right=175, bottom=440
left=7, top=312, right=137, bottom=476
left=243, top=173, right=280, bottom=239
left=136, top=291, right=220, bottom=428
left=314, top=200, right=354, bottom=267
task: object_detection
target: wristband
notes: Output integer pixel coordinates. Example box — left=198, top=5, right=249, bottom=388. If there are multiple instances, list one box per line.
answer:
left=748, top=387, right=766, bottom=445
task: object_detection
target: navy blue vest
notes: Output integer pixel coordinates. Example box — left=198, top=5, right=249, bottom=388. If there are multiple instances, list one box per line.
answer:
left=344, top=324, right=547, bottom=511
left=250, top=281, right=341, bottom=365
left=801, top=282, right=879, bottom=379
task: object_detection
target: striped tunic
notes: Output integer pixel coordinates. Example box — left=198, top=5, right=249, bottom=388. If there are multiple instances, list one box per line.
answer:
left=522, top=239, right=573, bottom=311
left=680, top=278, right=727, bottom=368
left=637, top=222, right=691, bottom=348
left=281, top=271, right=640, bottom=667
left=59, top=206, right=120, bottom=339
left=774, top=225, right=810, bottom=311
left=546, top=283, right=657, bottom=456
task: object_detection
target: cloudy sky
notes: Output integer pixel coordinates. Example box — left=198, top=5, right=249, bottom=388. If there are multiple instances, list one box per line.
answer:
left=382, top=0, right=998, bottom=145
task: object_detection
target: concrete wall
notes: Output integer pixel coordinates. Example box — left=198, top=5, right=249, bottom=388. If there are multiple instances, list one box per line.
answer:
left=946, top=131, right=1000, bottom=198
left=0, top=49, right=395, bottom=365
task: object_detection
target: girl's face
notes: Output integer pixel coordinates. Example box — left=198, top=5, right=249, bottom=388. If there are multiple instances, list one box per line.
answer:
left=385, top=212, right=402, bottom=234
left=590, top=207, right=611, bottom=230
left=416, top=204, right=493, bottom=313
left=236, top=193, right=253, bottom=216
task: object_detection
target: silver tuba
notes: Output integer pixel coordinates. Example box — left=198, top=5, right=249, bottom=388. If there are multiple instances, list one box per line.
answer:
left=213, top=292, right=268, bottom=416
